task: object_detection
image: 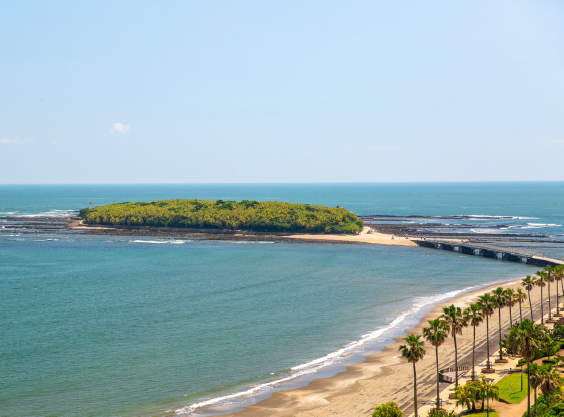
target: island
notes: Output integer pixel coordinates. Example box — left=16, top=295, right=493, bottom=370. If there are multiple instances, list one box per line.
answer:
left=78, top=199, right=364, bottom=234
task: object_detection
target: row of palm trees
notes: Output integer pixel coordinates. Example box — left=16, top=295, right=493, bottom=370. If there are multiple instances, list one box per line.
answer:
left=522, top=265, right=564, bottom=325
left=395, top=264, right=564, bottom=417
left=505, top=319, right=563, bottom=416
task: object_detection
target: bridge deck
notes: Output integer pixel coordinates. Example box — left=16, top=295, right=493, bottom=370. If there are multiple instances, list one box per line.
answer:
left=412, top=238, right=564, bottom=267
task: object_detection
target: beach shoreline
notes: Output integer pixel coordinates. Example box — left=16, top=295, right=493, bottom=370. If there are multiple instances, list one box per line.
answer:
left=185, top=274, right=546, bottom=417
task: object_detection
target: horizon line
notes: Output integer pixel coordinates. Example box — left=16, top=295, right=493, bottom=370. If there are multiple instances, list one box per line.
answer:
left=1, top=180, right=564, bottom=186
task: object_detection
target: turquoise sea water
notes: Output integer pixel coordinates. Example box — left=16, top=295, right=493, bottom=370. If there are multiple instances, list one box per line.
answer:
left=0, top=183, right=561, bottom=416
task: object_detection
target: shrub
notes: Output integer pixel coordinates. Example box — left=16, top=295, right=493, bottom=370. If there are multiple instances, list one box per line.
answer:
left=427, top=409, right=457, bottom=416
left=372, top=401, right=403, bottom=417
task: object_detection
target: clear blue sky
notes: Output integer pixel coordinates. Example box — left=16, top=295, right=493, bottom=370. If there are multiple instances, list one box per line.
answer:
left=1, top=1, right=563, bottom=183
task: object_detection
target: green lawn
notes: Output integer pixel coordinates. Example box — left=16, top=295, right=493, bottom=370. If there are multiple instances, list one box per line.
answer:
left=460, top=410, right=499, bottom=417
left=495, top=372, right=529, bottom=404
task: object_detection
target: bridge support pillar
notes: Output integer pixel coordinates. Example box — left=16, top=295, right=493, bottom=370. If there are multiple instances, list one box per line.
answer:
left=497, top=253, right=504, bottom=260
left=454, top=246, right=460, bottom=252
left=474, top=249, right=483, bottom=256
left=521, top=257, right=528, bottom=263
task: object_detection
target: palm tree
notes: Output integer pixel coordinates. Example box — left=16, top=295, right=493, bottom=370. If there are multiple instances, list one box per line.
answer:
left=536, top=271, right=548, bottom=325
left=516, top=289, right=527, bottom=322
left=491, top=287, right=508, bottom=360
left=511, top=319, right=541, bottom=417
left=549, top=266, right=561, bottom=316
left=530, top=368, right=543, bottom=416
left=522, top=276, right=537, bottom=322
left=423, top=318, right=449, bottom=410
left=453, top=385, right=473, bottom=412
left=478, top=294, right=496, bottom=370
left=506, top=323, right=525, bottom=391
left=540, top=368, right=561, bottom=407
left=463, top=304, right=483, bottom=381
left=372, top=401, right=403, bottom=417
left=505, top=288, right=515, bottom=327
left=440, top=304, right=466, bottom=388
left=480, top=376, right=500, bottom=417
left=399, top=334, right=426, bottom=417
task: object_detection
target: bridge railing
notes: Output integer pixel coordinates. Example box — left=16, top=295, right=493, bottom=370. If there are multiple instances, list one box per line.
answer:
left=439, top=365, right=469, bottom=383
left=417, top=238, right=536, bottom=258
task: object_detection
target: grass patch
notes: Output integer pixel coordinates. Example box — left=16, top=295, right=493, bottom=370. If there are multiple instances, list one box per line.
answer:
left=461, top=410, right=498, bottom=417
left=495, top=372, right=529, bottom=404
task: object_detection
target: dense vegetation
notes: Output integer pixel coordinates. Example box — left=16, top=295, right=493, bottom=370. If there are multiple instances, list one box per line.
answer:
left=79, top=199, right=364, bottom=234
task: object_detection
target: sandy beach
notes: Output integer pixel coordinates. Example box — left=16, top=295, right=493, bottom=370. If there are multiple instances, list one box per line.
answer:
left=286, top=228, right=418, bottom=247
left=211, top=276, right=551, bottom=417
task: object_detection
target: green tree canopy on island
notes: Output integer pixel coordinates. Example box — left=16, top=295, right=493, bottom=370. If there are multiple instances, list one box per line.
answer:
left=79, top=199, right=364, bottom=234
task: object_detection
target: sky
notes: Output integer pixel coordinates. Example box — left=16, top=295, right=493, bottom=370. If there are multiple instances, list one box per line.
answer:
left=1, top=0, right=563, bottom=184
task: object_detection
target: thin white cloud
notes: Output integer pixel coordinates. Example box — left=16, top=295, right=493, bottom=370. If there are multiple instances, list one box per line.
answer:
left=111, top=122, right=131, bottom=134
left=0, top=137, right=30, bottom=145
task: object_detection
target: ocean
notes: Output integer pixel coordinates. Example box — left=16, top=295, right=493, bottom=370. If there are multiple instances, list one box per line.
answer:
left=1, top=182, right=561, bottom=417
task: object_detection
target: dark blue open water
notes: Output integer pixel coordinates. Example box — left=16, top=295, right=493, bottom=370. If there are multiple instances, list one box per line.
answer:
left=0, top=183, right=560, bottom=416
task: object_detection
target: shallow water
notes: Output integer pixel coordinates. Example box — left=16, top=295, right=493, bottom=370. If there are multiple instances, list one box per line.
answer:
left=0, top=183, right=559, bottom=416
left=0, top=235, right=535, bottom=417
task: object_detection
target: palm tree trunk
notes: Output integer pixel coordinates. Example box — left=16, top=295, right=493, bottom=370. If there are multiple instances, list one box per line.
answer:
left=487, top=387, right=490, bottom=417
left=435, top=346, right=440, bottom=410
left=561, top=278, right=564, bottom=310
left=557, top=279, right=560, bottom=315
left=413, top=361, right=418, bottom=417
left=509, top=304, right=513, bottom=327
left=560, top=277, right=564, bottom=310
left=534, top=388, right=537, bottom=415
left=548, top=279, right=552, bottom=320
left=528, top=291, right=533, bottom=321
left=527, top=360, right=531, bottom=417
left=454, top=334, right=459, bottom=388
left=546, top=394, right=550, bottom=408
left=472, top=323, right=476, bottom=381
left=541, top=286, right=544, bottom=325
left=519, top=299, right=523, bottom=322
left=521, top=363, right=523, bottom=391
left=498, top=307, right=503, bottom=360
left=486, top=315, right=491, bottom=369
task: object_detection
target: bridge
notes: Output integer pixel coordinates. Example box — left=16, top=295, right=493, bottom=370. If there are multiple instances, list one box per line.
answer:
left=412, top=238, right=564, bottom=267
